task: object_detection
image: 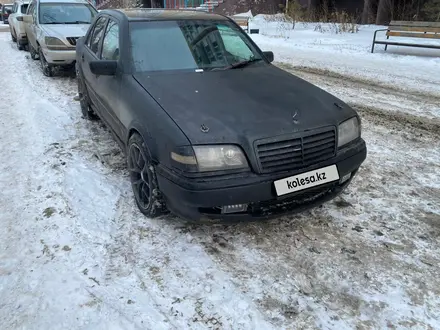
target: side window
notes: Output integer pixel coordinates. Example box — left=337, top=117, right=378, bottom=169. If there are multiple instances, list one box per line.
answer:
left=89, top=16, right=107, bottom=55
left=101, top=20, right=119, bottom=60
left=21, top=4, right=29, bottom=14
left=85, top=25, right=94, bottom=46
left=218, top=25, right=254, bottom=61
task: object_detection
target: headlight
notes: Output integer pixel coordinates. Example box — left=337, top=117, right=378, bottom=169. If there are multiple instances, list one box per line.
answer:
left=171, top=145, right=249, bottom=172
left=338, top=117, right=361, bottom=147
left=44, top=36, right=69, bottom=50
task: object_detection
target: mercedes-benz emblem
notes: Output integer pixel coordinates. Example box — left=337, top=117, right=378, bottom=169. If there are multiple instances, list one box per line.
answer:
left=292, top=110, right=299, bottom=124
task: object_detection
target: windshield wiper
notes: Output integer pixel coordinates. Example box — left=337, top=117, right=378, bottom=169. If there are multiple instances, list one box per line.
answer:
left=229, top=58, right=262, bottom=69
left=64, top=20, right=90, bottom=24
left=207, top=58, right=262, bottom=71
left=44, top=22, right=66, bottom=24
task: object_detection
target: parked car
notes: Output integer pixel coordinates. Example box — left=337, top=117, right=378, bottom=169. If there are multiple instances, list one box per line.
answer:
left=23, top=0, right=98, bottom=76
left=76, top=9, right=367, bottom=223
left=1, top=4, right=13, bottom=24
left=8, top=0, right=29, bottom=50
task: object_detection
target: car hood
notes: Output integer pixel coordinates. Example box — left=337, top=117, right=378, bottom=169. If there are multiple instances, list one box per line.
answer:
left=133, top=65, right=356, bottom=145
left=41, top=24, right=90, bottom=39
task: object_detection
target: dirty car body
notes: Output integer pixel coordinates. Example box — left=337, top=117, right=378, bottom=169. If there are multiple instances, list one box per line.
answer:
left=75, top=9, right=367, bottom=222
left=23, top=0, right=98, bottom=76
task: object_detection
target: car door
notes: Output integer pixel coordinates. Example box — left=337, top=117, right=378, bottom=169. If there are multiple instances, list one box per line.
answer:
left=81, top=15, right=107, bottom=108
left=93, top=18, right=124, bottom=139
left=80, top=16, right=108, bottom=114
left=81, top=15, right=120, bottom=134
left=24, top=1, right=37, bottom=49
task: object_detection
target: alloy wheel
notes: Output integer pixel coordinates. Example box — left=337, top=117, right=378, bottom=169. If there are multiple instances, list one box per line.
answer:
left=128, top=143, right=152, bottom=209
left=29, top=43, right=38, bottom=60
left=39, top=48, right=53, bottom=77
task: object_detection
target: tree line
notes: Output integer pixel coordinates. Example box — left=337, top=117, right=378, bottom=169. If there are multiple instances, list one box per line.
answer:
left=291, top=0, right=440, bottom=25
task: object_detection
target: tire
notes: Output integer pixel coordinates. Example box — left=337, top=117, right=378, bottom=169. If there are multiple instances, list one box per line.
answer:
left=29, top=43, right=39, bottom=60
left=127, top=133, right=167, bottom=218
left=16, top=38, right=24, bottom=51
left=39, top=47, right=53, bottom=77
left=76, top=69, right=99, bottom=120
left=11, top=31, right=16, bottom=42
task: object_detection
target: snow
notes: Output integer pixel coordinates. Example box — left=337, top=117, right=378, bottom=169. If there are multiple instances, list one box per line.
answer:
left=1, top=16, right=440, bottom=330
left=248, top=16, right=440, bottom=96
left=232, top=10, right=253, bottom=18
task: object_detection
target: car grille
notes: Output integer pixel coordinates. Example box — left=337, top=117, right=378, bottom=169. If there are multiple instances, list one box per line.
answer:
left=255, top=127, right=336, bottom=174
left=66, top=37, right=80, bottom=46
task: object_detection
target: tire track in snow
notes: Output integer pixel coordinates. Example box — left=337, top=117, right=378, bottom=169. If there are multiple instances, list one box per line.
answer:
left=3, top=31, right=439, bottom=329
left=277, top=63, right=440, bottom=127
left=3, top=34, right=275, bottom=329
left=285, top=64, right=440, bottom=101
left=0, top=34, right=182, bottom=328
left=179, top=64, right=440, bottom=328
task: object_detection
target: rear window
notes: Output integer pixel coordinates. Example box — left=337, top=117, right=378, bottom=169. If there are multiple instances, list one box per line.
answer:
left=3, top=5, right=12, bottom=12
left=21, top=4, right=28, bottom=13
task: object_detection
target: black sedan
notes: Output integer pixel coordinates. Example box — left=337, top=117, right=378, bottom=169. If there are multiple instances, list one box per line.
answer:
left=75, top=9, right=367, bottom=223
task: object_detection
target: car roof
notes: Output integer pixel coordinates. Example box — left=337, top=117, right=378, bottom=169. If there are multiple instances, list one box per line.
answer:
left=100, top=8, right=229, bottom=22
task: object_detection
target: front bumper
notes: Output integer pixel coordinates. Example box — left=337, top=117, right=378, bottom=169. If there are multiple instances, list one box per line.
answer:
left=156, top=139, right=367, bottom=223
left=42, top=48, right=76, bottom=65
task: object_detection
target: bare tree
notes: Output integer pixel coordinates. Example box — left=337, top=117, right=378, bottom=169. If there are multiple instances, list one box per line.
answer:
left=376, top=0, right=392, bottom=24
left=362, top=0, right=372, bottom=23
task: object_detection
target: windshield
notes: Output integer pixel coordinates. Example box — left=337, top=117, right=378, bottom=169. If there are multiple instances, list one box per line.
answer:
left=130, top=20, right=264, bottom=72
left=39, top=3, right=97, bottom=24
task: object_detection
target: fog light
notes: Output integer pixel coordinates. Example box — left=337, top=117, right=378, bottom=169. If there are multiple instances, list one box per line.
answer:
left=340, top=172, right=351, bottom=184
left=221, top=204, right=248, bottom=214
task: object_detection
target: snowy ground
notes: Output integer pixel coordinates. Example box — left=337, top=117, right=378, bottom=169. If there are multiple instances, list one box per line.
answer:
left=249, top=15, right=440, bottom=96
left=0, top=21, right=10, bottom=32
left=1, top=17, right=440, bottom=330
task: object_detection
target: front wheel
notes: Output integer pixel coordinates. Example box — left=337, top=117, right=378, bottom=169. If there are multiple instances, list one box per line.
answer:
left=39, top=47, right=53, bottom=77
left=16, top=38, right=24, bottom=51
left=127, top=133, right=167, bottom=218
left=29, top=42, right=39, bottom=60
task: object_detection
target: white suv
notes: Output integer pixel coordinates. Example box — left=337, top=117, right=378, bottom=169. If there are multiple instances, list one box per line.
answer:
left=23, top=0, right=98, bottom=77
left=8, top=0, right=30, bottom=50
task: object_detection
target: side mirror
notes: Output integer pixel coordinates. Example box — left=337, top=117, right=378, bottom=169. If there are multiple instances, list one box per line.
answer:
left=262, top=51, right=274, bottom=63
left=23, top=15, right=32, bottom=23
left=89, top=60, right=117, bottom=76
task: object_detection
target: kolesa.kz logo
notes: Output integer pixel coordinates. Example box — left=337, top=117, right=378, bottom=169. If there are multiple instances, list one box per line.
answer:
left=286, top=172, right=327, bottom=190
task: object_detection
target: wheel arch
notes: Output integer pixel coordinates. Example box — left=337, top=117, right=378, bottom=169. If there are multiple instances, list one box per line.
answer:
left=126, top=125, right=156, bottom=163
